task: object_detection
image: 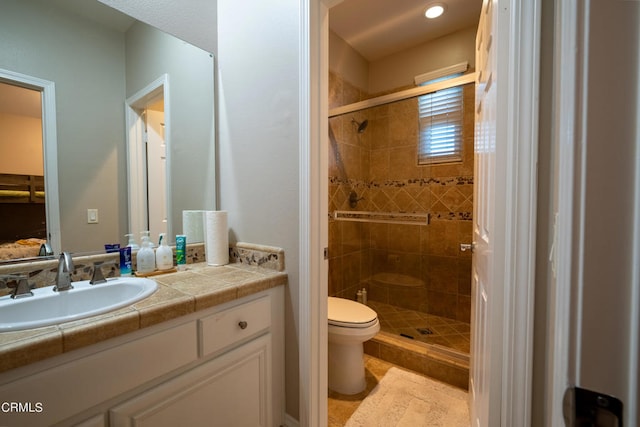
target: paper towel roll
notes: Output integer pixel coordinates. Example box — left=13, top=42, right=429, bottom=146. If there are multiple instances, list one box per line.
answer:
left=204, top=210, right=228, bottom=266
left=182, top=210, right=205, bottom=243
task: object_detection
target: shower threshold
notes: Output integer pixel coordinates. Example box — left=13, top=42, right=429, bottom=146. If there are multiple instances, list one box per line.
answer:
left=365, top=331, right=469, bottom=390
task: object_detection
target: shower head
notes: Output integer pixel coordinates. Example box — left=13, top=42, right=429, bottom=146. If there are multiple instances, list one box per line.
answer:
left=351, top=118, right=368, bottom=134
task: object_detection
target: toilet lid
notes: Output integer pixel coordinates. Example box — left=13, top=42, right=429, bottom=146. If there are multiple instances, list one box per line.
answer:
left=328, top=297, right=378, bottom=328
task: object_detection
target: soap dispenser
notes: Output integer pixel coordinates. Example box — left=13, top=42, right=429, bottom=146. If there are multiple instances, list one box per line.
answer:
left=125, top=233, right=139, bottom=250
left=155, top=233, right=173, bottom=271
left=136, top=232, right=156, bottom=274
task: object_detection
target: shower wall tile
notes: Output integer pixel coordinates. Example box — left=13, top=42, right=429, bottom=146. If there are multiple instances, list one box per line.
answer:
left=457, top=258, right=472, bottom=296
left=427, top=290, right=458, bottom=319
left=386, top=224, right=421, bottom=253
left=425, top=256, right=459, bottom=294
left=387, top=286, right=425, bottom=312
left=369, top=248, right=423, bottom=281
left=457, top=295, right=471, bottom=323
left=328, top=257, right=342, bottom=296
left=328, top=219, right=342, bottom=257
left=425, top=220, right=459, bottom=256
left=328, top=71, right=474, bottom=322
left=328, top=72, right=343, bottom=109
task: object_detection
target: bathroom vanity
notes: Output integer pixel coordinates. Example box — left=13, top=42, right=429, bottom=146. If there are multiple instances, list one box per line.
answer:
left=0, top=256, right=286, bottom=426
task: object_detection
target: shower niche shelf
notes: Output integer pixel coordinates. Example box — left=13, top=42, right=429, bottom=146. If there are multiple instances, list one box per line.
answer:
left=333, top=210, right=430, bottom=226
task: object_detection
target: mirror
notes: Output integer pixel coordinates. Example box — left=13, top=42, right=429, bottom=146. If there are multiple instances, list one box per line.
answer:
left=0, top=0, right=216, bottom=261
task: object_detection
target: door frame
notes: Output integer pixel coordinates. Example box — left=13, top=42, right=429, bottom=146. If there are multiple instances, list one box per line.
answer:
left=0, top=68, right=61, bottom=254
left=125, top=74, right=171, bottom=240
left=548, top=1, right=640, bottom=425
left=300, top=0, right=540, bottom=425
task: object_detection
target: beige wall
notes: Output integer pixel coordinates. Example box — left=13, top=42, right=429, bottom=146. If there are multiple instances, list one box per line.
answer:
left=0, top=114, right=43, bottom=175
left=329, top=30, right=369, bottom=93
left=368, top=26, right=477, bottom=95
left=217, top=0, right=301, bottom=419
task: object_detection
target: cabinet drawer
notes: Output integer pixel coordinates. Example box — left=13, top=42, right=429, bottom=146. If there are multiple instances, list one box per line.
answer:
left=199, top=295, right=271, bottom=356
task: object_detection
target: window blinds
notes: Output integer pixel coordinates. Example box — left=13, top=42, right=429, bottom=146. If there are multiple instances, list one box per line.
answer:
left=418, top=84, right=464, bottom=165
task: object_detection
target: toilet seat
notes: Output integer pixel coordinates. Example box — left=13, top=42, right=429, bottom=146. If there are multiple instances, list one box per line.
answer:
left=328, top=296, right=378, bottom=328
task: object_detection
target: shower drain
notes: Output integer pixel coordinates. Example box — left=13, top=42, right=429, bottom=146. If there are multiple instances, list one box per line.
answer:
left=416, top=327, right=433, bottom=335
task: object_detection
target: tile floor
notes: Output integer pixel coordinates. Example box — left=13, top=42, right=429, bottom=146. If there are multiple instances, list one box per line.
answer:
left=368, top=300, right=471, bottom=354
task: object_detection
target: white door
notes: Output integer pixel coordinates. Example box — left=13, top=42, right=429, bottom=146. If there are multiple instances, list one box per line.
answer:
left=146, top=107, right=167, bottom=239
left=470, top=1, right=499, bottom=425
left=470, top=0, right=540, bottom=424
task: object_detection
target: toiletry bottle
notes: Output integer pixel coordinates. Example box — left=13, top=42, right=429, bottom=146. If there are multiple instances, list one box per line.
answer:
left=362, top=288, right=368, bottom=305
left=356, top=289, right=363, bottom=303
left=175, top=235, right=187, bottom=270
left=136, top=233, right=155, bottom=274
left=156, top=233, right=173, bottom=271
left=140, top=230, right=155, bottom=248
left=125, top=233, right=139, bottom=250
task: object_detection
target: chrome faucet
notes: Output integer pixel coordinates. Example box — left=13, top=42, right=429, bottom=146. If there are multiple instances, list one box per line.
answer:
left=54, top=252, right=74, bottom=292
left=0, top=274, right=33, bottom=299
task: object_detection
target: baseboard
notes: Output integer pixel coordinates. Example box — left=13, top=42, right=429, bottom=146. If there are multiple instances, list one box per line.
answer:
left=283, top=412, right=299, bottom=427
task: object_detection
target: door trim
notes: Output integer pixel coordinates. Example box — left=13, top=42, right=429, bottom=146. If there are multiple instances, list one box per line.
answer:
left=0, top=69, right=61, bottom=254
left=125, top=74, right=171, bottom=239
left=545, top=0, right=581, bottom=424
left=299, top=0, right=329, bottom=425
left=498, top=0, right=541, bottom=424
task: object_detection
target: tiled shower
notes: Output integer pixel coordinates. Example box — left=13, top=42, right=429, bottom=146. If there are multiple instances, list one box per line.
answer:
left=328, top=70, right=474, bottom=356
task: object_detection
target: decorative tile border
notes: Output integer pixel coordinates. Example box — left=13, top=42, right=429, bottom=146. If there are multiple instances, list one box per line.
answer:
left=330, top=175, right=473, bottom=221
left=229, top=242, right=285, bottom=272
left=329, top=175, right=473, bottom=188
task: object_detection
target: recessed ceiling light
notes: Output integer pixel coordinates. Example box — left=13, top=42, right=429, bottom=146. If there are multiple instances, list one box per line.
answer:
left=425, top=3, right=446, bottom=19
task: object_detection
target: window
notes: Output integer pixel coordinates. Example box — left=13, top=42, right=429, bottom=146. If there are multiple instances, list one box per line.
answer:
left=417, top=77, right=464, bottom=165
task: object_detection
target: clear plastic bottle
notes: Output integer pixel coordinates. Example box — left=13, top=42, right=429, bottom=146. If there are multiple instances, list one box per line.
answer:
left=125, top=233, right=139, bottom=250
left=155, top=233, right=173, bottom=271
left=136, top=233, right=155, bottom=274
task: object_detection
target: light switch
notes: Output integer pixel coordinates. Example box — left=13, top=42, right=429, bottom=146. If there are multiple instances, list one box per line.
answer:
left=87, top=208, right=99, bottom=224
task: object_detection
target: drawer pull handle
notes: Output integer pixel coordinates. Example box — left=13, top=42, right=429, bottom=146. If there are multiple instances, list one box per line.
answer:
left=238, top=321, right=248, bottom=330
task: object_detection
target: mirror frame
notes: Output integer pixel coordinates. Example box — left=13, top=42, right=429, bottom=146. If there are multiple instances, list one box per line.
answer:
left=0, top=68, right=61, bottom=255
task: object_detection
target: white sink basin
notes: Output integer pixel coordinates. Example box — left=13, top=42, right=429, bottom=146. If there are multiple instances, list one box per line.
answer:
left=0, top=277, right=157, bottom=332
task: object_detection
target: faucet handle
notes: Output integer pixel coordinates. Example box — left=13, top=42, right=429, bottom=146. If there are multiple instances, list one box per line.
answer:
left=90, top=262, right=107, bottom=285
left=0, top=274, right=34, bottom=299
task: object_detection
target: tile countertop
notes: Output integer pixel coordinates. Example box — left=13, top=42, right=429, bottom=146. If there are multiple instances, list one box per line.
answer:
left=0, top=262, right=288, bottom=374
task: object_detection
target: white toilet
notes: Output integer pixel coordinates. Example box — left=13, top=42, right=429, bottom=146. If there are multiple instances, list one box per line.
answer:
left=328, top=296, right=380, bottom=395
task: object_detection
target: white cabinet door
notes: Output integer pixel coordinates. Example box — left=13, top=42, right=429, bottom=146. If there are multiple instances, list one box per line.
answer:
left=110, top=334, right=271, bottom=427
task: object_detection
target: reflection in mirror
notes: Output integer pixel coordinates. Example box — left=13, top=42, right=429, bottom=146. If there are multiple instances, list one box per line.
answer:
left=0, top=70, right=61, bottom=262
left=0, top=0, right=215, bottom=262
left=0, top=83, right=46, bottom=259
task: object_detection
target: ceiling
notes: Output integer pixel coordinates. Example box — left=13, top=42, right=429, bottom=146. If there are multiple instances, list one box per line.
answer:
left=329, top=0, right=483, bottom=62
left=52, top=0, right=135, bottom=32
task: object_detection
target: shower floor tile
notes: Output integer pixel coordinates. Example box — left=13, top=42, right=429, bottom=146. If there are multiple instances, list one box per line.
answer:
left=368, top=300, right=471, bottom=354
